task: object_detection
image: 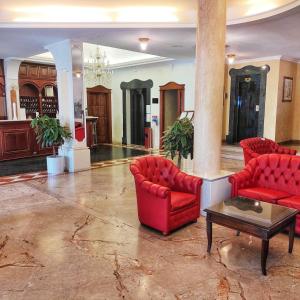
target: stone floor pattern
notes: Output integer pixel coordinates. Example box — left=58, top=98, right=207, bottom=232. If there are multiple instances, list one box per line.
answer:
left=0, top=163, right=299, bottom=299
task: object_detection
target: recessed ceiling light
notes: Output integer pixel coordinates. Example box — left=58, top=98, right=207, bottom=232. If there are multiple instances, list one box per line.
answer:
left=227, top=53, right=236, bottom=65
left=139, top=38, right=150, bottom=51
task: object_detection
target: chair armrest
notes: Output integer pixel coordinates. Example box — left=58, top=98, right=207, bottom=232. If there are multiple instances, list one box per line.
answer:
left=173, top=172, right=203, bottom=195
left=228, top=170, right=253, bottom=197
left=276, top=145, right=297, bottom=155
left=140, top=180, right=171, bottom=199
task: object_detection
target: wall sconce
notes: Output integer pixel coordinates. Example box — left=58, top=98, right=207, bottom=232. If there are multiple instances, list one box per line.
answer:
left=227, top=54, right=236, bottom=65
left=139, top=38, right=150, bottom=51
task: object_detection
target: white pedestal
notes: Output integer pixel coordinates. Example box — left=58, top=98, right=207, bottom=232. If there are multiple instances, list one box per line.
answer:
left=59, top=145, right=91, bottom=173
left=200, top=171, right=233, bottom=216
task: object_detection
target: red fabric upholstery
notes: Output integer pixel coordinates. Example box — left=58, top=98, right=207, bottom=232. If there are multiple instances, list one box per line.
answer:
left=240, top=137, right=297, bottom=165
left=229, top=154, right=300, bottom=234
left=75, top=122, right=85, bottom=142
left=130, top=156, right=203, bottom=235
left=170, top=192, right=197, bottom=211
left=238, top=187, right=291, bottom=204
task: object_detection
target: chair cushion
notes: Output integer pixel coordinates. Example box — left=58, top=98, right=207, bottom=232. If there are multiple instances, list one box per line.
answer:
left=238, top=187, right=291, bottom=204
left=278, top=196, right=300, bottom=211
left=170, top=191, right=196, bottom=211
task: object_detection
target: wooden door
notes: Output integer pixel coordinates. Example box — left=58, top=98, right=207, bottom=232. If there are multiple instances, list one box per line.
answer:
left=87, top=85, right=112, bottom=144
left=159, top=82, right=185, bottom=148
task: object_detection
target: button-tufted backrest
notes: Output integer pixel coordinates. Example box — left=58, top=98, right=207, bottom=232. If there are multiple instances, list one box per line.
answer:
left=240, top=137, right=276, bottom=154
left=130, top=156, right=180, bottom=188
left=247, top=154, right=300, bottom=195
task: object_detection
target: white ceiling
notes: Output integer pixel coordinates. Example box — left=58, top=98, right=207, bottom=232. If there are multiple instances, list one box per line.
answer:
left=0, top=1, right=300, bottom=62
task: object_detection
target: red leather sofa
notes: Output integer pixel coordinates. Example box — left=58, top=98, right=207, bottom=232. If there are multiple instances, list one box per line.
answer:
left=240, top=137, right=297, bottom=165
left=229, top=154, right=300, bottom=234
left=130, top=156, right=202, bottom=235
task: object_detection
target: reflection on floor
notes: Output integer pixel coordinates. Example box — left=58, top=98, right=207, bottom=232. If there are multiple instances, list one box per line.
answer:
left=91, top=144, right=148, bottom=163
left=0, top=144, right=149, bottom=177
left=0, top=163, right=299, bottom=299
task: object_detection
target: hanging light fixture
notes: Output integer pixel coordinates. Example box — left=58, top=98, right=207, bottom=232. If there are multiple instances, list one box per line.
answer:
left=84, top=46, right=112, bottom=86
left=139, top=38, right=150, bottom=51
left=227, top=53, right=236, bottom=65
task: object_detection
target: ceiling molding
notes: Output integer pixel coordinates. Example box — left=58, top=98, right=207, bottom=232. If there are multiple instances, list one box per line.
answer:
left=228, top=0, right=300, bottom=25
left=109, top=57, right=174, bottom=69
left=234, top=56, right=282, bottom=64
left=0, top=22, right=196, bottom=29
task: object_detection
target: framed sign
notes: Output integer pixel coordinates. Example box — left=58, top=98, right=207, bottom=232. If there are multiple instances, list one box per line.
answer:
left=282, top=77, right=293, bottom=102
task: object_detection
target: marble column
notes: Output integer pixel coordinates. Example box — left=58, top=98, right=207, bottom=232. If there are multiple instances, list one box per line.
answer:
left=46, top=40, right=91, bottom=173
left=3, top=59, right=22, bottom=120
left=193, top=1, right=232, bottom=214
left=193, top=0, right=227, bottom=177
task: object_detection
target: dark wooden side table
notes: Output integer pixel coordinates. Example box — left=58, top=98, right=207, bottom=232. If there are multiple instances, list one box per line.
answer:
left=204, top=197, right=298, bottom=275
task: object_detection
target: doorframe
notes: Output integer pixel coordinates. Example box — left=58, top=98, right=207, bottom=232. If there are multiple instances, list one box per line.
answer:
left=86, top=85, right=112, bottom=144
left=226, top=65, right=270, bottom=144
left=159, top=81, right=185, bottom=148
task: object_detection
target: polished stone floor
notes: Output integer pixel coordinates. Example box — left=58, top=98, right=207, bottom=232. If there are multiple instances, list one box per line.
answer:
left=0, top=145, right=148, bottom=177
left=0, top=163, right=299, bottom=299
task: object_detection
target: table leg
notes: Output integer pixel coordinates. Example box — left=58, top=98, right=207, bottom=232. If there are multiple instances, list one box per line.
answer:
left=261, top=239, right=269, bottom=276
left=289, top=217, right=296, bottom=254
left=206, top=217, right=212, bottom=253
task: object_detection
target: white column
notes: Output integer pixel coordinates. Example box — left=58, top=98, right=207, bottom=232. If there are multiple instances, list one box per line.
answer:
left=193, top=0, right=232, bottom=214
left=194, top=0, right=227, bottom=177
left=46, top=39, right=90, bottom=173
left=4, top=59, right=21, bottom=120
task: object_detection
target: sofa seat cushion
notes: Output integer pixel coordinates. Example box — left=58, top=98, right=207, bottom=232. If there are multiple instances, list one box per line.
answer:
left=278, top=196, right=300, bottom=211
left=238, top=187, right=291, bottom=204
left=171, top=191, right=196, bottom=211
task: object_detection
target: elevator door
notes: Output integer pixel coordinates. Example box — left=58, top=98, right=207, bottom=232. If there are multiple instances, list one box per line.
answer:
left=234, top=74, right=261, bottom=142
left=130, top=89, right=145, bottom=145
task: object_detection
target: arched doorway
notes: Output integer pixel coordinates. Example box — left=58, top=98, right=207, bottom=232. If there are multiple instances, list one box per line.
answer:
left=159, top=82, right=185, bottom=148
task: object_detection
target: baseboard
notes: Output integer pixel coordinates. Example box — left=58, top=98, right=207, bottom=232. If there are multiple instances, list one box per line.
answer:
left=279, top=140, right=300, bottom=145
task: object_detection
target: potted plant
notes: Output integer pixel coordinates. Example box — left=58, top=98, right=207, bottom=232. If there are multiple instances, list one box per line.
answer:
left=162, top=117, right=194, bottom=169
left=31, top=116, right=72, bottom=175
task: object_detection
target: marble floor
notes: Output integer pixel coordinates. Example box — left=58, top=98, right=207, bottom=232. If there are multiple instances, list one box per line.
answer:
left=0, top=162, right=299, bottom=300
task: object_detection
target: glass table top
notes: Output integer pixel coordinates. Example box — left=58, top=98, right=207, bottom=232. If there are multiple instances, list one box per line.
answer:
left=205, top=197, right=298, bottom=228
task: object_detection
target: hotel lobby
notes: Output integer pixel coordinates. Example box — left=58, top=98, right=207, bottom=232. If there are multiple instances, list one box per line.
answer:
left=1, top=0, right=300, bottom=299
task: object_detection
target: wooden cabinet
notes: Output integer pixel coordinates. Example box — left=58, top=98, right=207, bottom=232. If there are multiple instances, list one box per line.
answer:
left=0, top=121, right=52, bottom=161
left=19, top=62, right=58, bottom=118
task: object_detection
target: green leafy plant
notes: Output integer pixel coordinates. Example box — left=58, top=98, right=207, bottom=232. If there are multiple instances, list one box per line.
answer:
left=162, top=117, right=194, bottom=168
left=31, top=116, right=72, bottom=157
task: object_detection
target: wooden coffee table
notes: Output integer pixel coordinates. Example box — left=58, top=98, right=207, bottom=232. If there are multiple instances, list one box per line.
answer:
left=204, top=197, right=298, bottom=275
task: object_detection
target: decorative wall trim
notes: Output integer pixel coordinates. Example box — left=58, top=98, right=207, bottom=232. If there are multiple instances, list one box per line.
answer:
left=234, top=56, right=282, bottom=65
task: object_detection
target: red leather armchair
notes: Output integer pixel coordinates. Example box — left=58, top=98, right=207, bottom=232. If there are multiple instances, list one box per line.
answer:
left=229, top=154, right=300, bottom=234
left=240, top=137, right=297, bottom=165
left=130, top=156, right=203, bottom=235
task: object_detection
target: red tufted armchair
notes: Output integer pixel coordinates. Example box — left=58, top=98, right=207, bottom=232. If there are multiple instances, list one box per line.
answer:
left=229, top=154, right=300, bottom=234
left=240, top=137, right=297, bottom=165
left=130, top=156, right=202, bottom=235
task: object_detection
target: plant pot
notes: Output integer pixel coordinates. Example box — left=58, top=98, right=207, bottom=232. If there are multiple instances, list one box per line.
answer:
left=46, top=155, right=65, bottom=175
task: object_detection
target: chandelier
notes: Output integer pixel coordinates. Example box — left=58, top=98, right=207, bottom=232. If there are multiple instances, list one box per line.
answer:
left=84, top=46, right=113, bottom=87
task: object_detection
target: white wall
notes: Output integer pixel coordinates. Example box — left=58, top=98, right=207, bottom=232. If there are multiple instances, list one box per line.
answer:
left=110, top=60, right=196, bottom=148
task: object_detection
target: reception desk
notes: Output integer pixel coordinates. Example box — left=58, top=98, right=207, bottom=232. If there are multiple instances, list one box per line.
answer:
left=0, top=120, right=52, bottom=161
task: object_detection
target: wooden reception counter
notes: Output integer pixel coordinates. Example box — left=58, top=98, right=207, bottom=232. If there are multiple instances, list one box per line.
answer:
left=0, top=120, right=52, bottom=161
